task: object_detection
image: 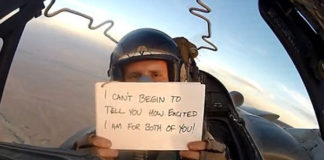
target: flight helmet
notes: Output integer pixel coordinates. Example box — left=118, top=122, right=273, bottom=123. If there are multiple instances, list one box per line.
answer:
left=108, top=28, right=182, bottom=81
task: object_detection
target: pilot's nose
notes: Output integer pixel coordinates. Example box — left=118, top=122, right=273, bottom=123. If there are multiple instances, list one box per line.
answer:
left=139, top=75, right=153, bottom=82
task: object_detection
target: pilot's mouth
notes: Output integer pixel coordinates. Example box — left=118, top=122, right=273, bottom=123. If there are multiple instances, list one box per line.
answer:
left=139, top=76, right=153, bottom=82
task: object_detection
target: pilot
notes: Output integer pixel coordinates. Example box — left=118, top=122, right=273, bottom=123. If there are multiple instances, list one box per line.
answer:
left=78, top=28, right=227, bottom=160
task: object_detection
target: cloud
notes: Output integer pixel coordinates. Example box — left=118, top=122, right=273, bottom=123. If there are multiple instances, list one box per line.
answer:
left=41, top=0, right=136, bottom=46
left=32, top=16, right=117, bottom=49
left=199, top=62, right=264, bottom=94
left=225, top=71, right=264, bottom=93
left=198, top=61, right=318, bottom=128
left=221, top=36, right=268, bottom=56
left=274, top=82, right=318, bottom=124
left=277, top=83, right=312, bottom=110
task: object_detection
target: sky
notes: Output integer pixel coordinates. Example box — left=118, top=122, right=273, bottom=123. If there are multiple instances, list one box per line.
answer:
left=37, top=0, right=318, bottom=128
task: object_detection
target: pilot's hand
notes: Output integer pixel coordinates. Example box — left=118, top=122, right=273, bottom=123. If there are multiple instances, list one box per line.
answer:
left=179, top=141, right=206, bottom=160
left=179, top=140, right=228, bottom=160
left=88, top=136, right=119, bottom=160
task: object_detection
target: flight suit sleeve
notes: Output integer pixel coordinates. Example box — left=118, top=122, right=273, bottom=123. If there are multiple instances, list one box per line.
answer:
left=200, top=123, right=230, bottom=160
left=200, top=130, right=229, bottom=160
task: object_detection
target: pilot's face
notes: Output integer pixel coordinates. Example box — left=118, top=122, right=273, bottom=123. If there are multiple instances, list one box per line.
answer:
left=123, top=60, right=169, bottom=82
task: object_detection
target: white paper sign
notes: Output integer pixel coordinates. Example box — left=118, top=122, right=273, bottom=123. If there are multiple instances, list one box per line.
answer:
left=95, top=82, right=205, bottom=150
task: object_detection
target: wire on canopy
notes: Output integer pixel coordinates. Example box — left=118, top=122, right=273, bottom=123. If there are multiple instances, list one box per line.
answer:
left=44, top=0, right=118, bottom=44
left=189, top=0, right=217, bottom=52
left=43, top=0, right=217, bottom=51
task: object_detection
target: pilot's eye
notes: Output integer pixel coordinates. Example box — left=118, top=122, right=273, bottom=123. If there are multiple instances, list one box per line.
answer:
left=152, top=72, right=161, bottom=77
left=127, top=73, right=140, bottom=79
